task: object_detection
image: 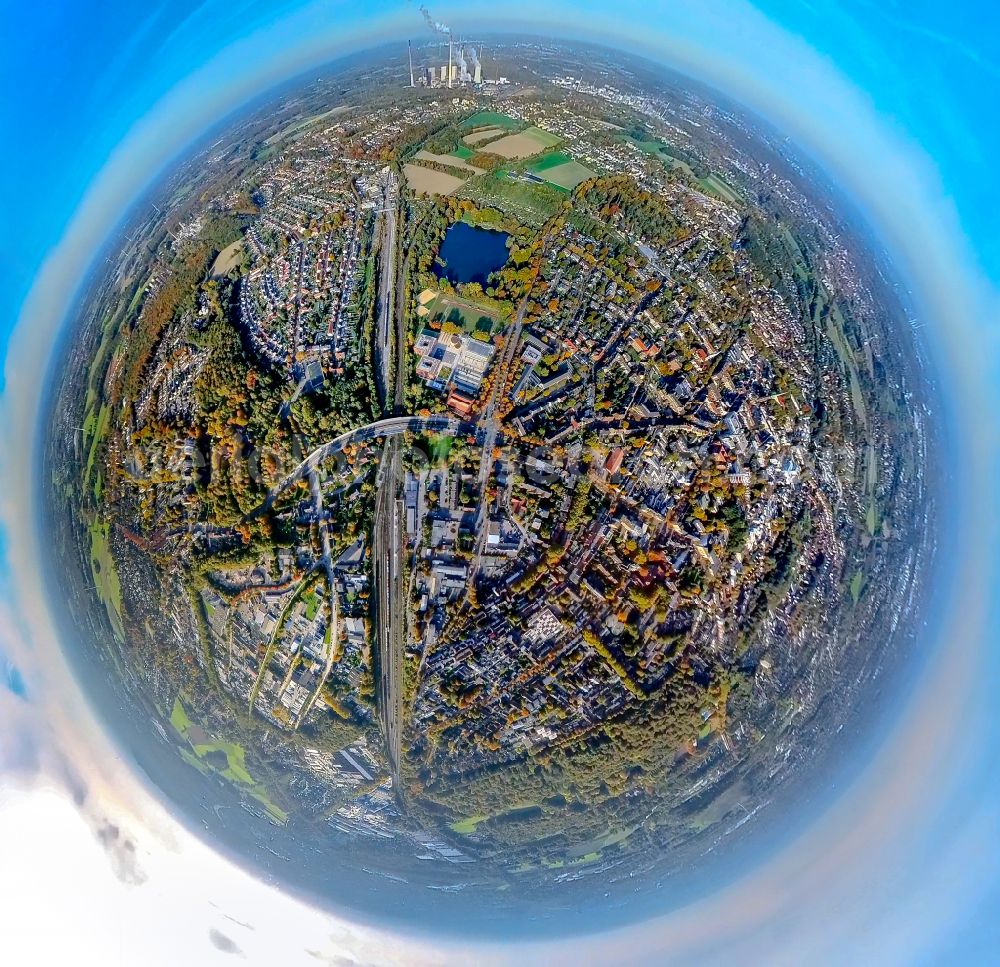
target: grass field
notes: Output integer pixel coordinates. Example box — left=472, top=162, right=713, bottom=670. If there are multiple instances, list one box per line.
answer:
left=850, top=570, right=865, bottom=603
left=415, top=433, right=455, bottom=466
left=450, top=815, right=488, bottom=834
left=532, top=159, right=595, bottom=191
left=526, top=151, right=573, bottom=172
left=125, top=278, right=147, bottom=317
left=697, top=173, right=739, bottom=203
left=265, top=104, right=351, bottom=145
left=825, top=304, right=868, bottom=430
left=303, top=588, right=320, bottom=621
left=449, top=804, right=541, bottom=835
left=83, top=401, right=110, bottom=496
left=89, top=517, right=124, bottom=639
left=462, top=110, right=521, bottom=130
left=482, top=127, right=562, bottom=160
left=451, top=144, right=475, bottom=160
left=866, top=500, right=880, bottom=536
left=403, top=163, right=468, bottom=196
left=624, top=136, right=696, bottom=177
left=171, top=698, right=288, bottom=823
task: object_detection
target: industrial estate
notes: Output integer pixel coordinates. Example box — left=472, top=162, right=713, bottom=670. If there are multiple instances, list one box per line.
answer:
left=46, top=32, right=935, bottom=920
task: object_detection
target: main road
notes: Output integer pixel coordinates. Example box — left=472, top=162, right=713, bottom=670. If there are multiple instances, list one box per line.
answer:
left=467, top=286, right=531, bottom=581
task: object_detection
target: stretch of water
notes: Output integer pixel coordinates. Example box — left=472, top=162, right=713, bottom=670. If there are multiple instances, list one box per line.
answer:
left=435, top=221, right=510, bottom=287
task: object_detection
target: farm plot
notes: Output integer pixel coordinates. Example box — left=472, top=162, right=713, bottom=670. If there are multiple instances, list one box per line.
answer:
left=403, top=163, right=468, bottom=196
left=526, top=153, right=595, bottom=191
left=414, top=150, right=485, bottom=175
left=483, top=126, right=562, bottom=160
left=211, top=239, right=244, bottom=277
left=461, top=110, right=521, bottom=130
left=464, top=127, right=506, bottom=145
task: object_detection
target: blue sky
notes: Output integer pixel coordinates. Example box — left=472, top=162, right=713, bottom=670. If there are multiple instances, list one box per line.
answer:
left=1, top=1, right=998, bottom=963
left=3, top=1, right=1000, bottom=304
left=2, top=0, right=999, bottom=335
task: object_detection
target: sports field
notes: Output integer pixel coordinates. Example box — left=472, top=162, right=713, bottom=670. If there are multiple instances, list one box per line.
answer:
left=425, top=291, right=499, bottom=337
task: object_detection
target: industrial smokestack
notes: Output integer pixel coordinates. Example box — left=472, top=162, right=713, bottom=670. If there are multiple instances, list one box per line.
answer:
left=448, top=37, right=452, bottom=89
left=408, top=40, right=415, bottom=87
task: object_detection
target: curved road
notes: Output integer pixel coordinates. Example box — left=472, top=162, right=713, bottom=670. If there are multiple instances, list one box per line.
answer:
left=245, top=415, right=475, bottom=518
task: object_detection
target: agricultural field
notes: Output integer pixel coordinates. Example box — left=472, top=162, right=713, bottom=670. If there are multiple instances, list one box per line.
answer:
left=482, top=126, right=562, bottom=160
left=414, top=150, right=484, bottom=175
left=526, top=152, right=596, bottom=191
left=697, top=173, right=740, bottom=203
left=464, top=127, right=506, bottom=146
left=210, top=239, right=244, bottom=277
left=403, top=163, right=468, bottom=196
left=461, top=110, right=521, bottom=130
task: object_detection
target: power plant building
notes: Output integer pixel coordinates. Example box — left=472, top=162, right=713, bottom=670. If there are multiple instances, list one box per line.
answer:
left=411, top=41, right=485, bottom=89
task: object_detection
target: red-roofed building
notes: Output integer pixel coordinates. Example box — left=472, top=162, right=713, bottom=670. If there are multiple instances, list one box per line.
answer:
left=446, top=388, right=475, bottom=417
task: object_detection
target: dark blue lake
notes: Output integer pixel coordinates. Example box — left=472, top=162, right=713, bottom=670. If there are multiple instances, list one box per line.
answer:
left=436, top=221, right=510, bottom=287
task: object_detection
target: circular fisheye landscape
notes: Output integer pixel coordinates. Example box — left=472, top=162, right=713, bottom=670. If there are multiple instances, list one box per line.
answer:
left=43, top=40, right=937, bottom=934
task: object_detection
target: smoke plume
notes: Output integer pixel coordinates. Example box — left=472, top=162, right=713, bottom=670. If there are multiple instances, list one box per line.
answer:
left=419, top=5, right=450, bottom=36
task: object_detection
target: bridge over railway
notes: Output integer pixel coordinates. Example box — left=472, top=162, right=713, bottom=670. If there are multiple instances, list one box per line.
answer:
left=245, top=415, right=475, bottom=518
